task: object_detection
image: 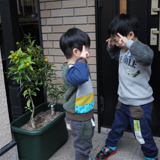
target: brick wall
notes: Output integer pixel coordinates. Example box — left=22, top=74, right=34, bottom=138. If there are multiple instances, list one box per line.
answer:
left=39, top=0, right=97, bottom=109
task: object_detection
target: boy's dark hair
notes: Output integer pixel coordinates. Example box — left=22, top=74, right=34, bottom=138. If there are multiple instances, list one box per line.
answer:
left=60, top=28, right=90, bottom=59
left=108, top=13, right=139, bottom=37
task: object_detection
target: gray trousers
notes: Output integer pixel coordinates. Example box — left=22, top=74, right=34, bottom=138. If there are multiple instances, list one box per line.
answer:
left=65, top=116, right=94, bottom=160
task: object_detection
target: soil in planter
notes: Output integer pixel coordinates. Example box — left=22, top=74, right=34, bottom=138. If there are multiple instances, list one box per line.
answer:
left=20, top=110, right=62, bottom=131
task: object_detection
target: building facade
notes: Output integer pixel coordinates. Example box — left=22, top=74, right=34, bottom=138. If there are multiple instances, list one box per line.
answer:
left=1, top=0, right=160, bottom=159
left=39, top=0, right=97, bottom=109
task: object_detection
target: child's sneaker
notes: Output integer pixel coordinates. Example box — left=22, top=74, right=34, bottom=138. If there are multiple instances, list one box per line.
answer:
left=96, top=145, right=116, bottom=160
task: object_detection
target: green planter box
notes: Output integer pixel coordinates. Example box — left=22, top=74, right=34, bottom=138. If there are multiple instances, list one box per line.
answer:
left=11, top=102, right=68, bottom=160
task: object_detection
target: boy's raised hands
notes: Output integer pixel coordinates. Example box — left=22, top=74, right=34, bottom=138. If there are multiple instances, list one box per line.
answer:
left=106, top=38, right=115, bottom=47
left=80, top=45, right=90, bottom=59
left=106, top=33, right=129, bottom=48
left=117, top=33, right=129, bottom=46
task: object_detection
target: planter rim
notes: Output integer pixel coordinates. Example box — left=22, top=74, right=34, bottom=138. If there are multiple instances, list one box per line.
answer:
left=11, top=102, right=65, bottom=136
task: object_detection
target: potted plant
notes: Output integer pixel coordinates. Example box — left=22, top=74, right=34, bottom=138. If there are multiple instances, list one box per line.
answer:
left=42, top=57, right=66, bottom=116
left=7, top=34, right=68, bottom=160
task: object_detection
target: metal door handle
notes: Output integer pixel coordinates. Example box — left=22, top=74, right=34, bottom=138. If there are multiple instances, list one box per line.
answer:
left=150, top=0, right=160, bottom=51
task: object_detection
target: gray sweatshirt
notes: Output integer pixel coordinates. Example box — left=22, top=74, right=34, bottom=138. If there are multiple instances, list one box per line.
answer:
left=107, top=40, right=154, bottom=106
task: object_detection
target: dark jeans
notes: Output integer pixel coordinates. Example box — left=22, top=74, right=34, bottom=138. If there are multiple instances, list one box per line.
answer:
left=106, top=103, right=158, bottom=158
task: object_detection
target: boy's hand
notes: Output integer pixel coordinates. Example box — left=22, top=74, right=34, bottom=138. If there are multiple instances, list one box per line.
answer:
left=80, top=45, right=89, bottom=59
left=117, top=33, right=128, bottom=46
left=106, top=38, right=115, bottom=47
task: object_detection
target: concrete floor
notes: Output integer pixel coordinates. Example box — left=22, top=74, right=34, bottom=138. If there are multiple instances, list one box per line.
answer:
left=48, top=114, right=160, bottom=160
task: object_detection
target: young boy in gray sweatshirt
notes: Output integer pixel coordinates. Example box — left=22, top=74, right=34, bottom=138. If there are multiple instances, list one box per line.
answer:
left=96, top=14, right=158, bottom=160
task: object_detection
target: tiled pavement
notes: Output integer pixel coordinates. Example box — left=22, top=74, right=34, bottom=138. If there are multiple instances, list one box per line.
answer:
left=48, top=114, right=160, bottom=160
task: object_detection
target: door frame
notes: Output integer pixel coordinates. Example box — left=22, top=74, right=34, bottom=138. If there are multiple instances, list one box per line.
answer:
left=95, top=0, right=102, bottom=133
left=95, top=0, right=120, bottom=133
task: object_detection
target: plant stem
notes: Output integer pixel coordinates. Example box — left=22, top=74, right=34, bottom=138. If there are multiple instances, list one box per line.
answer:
left=51, top=99, right=55, bottom=116
left=30, top=117, right=35, bottom=129
left=51, top=107, right=54, bottom=116
left=30, top=95, right=35, bottom=129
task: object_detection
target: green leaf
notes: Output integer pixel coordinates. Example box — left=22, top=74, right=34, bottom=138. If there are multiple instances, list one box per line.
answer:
left=29, top=65, right=34, bottom=71
left=10, top=50, right=14, bottom=54
left=18, top=64, right=25, bottom=71
left=28, top=88, right=31, bottom=93
left=17, top=47, right=22, bottom=54
left=27, top=99, right=31, bottom=107
left=48, top=103, right=51, bottom=107
left=35, top=80, right=38, bottom=86
left=35, top=88, right=40, bottom=91
left=44, top=80, right=46, bottom=87
left=32, top=92, right=37, bottom=96
left=8, top=55, right=12, bottom=59
left=10, top=65, right=18, bottom=71
left=31, top=39, right=36, bottom=47
left=26, top=56, right=32, bottom=62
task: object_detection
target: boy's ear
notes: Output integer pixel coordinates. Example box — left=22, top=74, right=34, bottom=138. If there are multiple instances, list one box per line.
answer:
left=73, top=48, right=80, bottom=57
left=127, top=31, right=135, bottom=40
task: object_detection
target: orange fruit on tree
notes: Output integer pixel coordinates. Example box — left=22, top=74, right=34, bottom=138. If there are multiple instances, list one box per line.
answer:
left=44, top=58, right=48, bottom=62
left=12, top=53, right=15, bottom=57
left=14, top=56, right=18, bottom=60
left=26, top=63, right=30, bottom=67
